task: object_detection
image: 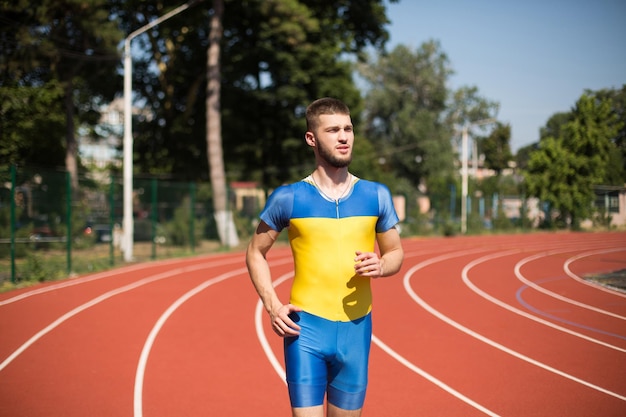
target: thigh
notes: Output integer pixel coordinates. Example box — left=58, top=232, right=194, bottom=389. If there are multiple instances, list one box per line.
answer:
left=327, top=313, right=372, bottom=410
left=284, top=312, right=334, bottom=408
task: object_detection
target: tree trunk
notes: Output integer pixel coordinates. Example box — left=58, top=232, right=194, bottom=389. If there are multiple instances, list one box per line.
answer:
left=206, top=0, right=238, bottom=247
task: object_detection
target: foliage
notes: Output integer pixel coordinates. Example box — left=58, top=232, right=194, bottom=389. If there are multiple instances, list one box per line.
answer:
left=162, top=196, right=206, bottom=247
left=524, top=94, right=621, bottom=228
left=478, top=122, right=513, bottom=175
left=358, top=42, right=456, bottom=190
left=0, top=82, right=66, bottom=181
left=0, top=0, right=123, bottom=188
left=112, top=0, right=395, bottom=188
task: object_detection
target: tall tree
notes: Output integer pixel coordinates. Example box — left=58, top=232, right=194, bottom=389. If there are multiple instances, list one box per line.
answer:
left=206, top=0, right=238, bottom=246
left=358, top=42, right=498, bottom=195
left=358, top=42, right=455, bottom=191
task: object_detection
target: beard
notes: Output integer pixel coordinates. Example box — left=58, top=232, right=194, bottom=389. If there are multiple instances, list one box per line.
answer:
left=317, top=140, right=352, bottom=168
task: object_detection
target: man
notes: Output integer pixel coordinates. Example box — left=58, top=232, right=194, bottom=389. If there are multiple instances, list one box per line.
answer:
left=246, top=97, right=404, bottom=417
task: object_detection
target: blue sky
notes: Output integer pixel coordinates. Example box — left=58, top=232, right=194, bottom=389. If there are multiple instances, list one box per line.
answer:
left=384, top=0, right=626, bottom=151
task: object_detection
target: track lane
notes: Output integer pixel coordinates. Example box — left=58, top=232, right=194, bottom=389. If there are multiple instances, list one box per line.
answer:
left=1, top=232, right=625, bottom=416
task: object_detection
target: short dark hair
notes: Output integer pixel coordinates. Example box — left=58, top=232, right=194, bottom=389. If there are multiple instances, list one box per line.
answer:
left=305, top=97, right=350, bottom=132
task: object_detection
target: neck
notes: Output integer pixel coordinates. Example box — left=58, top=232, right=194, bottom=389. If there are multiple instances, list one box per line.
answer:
left=311, top=168, right=352, bottom=201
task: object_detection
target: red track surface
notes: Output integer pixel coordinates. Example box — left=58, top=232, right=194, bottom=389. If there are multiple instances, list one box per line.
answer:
left=1, top=232, right=625, bottom=416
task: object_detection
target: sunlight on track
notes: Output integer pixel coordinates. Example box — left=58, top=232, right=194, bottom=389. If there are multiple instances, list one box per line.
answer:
left=515, top=248, right=626, bottom=320
left=406, top=250, right=626, bottom=402
left=464, top=251, right=626, bottom=352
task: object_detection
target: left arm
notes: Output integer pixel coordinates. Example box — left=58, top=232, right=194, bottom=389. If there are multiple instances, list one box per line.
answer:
left=354, top=226, right=403, bottom=278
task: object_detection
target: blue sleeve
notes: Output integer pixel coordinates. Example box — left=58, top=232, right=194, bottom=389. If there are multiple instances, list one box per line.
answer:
left=259, top=185, right=293, bottom=232
left=376, top=184, right=400, bottom=233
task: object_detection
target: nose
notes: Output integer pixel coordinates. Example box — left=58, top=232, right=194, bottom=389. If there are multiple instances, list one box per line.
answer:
left=338, top=129, right=348, bottom=142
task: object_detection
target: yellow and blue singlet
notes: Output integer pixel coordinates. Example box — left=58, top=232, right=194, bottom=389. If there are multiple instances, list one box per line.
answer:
left=260, top=175, right=399, bottom=322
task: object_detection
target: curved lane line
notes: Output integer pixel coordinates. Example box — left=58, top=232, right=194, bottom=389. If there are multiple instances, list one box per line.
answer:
left=133, top=267, right=248, bottom=417
left=515, top=282, right=626, bottom=341
left=254, top=272, right=294, bottom=384
left=0, top=259, right=242, bottom=372
left=0, top=256, right=243, bottom=307
left=463, top=251, right=626, bottom=352
left=257, top=248, right=504, bottom=416
left=563, top=248, right=626, bottom=297
left=371, top=335, right=502, bottom=417
left=515, top=248, right=626, bottom=320
left=405, top=251, right=626, bottom=401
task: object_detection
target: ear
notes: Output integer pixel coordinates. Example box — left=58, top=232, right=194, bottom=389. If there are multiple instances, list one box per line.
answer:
left=304, top=131, right=316, bottom=147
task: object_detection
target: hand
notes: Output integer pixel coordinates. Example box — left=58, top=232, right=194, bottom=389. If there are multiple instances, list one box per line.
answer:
left=354, top=250, right=383, bottom=278
left=270, top=303, right=302, bottom=337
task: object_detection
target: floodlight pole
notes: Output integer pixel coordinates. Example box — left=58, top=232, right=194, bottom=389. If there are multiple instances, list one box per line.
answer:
left=461, top=118, right=495, bottom=234
left=123, top=0, right=199, bottom=262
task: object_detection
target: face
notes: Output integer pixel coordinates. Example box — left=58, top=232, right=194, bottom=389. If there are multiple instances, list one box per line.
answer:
left=306, top=114, right=354, bottom=168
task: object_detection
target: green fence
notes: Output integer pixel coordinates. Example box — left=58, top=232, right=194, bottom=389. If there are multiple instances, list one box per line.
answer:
left=0, top=165, right=251, bottom=286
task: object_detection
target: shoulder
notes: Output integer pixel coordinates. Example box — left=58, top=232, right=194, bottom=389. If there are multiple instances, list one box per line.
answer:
left=353, top=178, right=392, bottom=197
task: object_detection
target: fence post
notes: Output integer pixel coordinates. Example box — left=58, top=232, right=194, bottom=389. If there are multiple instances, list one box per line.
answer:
left=10, top=165, right=16, bottom=284
left=189, top=182, right=196, bottom=253
left=449, top=184, right=456, bottom=219
left=109, top=175, right=115, bottom=266
left=151, top=178, right=157, bottom=260
left=66, top=171, right=72, bottom=275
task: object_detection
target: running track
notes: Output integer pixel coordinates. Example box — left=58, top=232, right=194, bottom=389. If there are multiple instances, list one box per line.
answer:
left=1, top=232, right=625, bottom=416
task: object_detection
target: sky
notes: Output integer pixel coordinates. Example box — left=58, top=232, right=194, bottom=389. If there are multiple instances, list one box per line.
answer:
left=383, top=0, right=626, bottom=151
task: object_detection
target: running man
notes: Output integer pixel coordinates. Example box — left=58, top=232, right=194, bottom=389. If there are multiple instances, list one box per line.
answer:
left=246, top=97, right=404, bottom=417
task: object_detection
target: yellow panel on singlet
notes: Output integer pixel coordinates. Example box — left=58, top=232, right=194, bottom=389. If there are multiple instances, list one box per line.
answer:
left=288, top=216, right=378, bottom=321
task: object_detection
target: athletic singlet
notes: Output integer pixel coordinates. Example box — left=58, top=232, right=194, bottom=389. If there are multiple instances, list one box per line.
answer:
left=260, top=175, right=399, bottom=321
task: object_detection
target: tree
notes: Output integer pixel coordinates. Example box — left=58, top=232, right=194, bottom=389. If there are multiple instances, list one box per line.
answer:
left=205, top=0, right=238, bottom=246
left=358, top=41, right=455, bottom=192
left=479, top=122, right=512, bottom=175
left=116, top=0, right=394, bottom=188
left=0, top=0, right=123, bottom=190
left=524, top=94, right=621, bottom=228
left=358, top=42, right=499, bottom=198
left=587, top=85, right=626, bottom=183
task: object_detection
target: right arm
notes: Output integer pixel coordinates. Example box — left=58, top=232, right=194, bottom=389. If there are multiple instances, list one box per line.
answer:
left=245, top=221, right=301, bottom=337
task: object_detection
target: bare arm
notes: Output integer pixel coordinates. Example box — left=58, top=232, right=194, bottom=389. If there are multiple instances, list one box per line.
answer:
left=245, top=221, right=301, bottom=337
left=354, top=226, right=403, bottom=278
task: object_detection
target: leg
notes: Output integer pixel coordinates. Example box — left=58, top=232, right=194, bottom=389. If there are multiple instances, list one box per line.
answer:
left=292, top=405, right=324, bottom=417
left=292, top=404, right=362, bottom=417
left=327, top=403, right=362, bottom=417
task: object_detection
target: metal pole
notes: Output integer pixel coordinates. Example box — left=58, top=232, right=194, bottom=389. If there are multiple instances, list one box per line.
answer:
left=122, top=0, right=200, bottom=262
left=10, top=165, right=16, bottom=284
left=460, top=118, right=495, bottom=234
left=461, top=126, right=468, bottom=234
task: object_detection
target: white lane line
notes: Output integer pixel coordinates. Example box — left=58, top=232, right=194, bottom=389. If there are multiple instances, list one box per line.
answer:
left=515, top=248, right=626, bottom=320
left=371, top=335, right=501, bottom=417
left=464, top=251, right=626, bottom=352
left=563, top=248, right=626, bottom=297
left=254, top=272, right=294, bottom=384
left=133, top=267, right=248, bottom=417
left=405, top=252, right=626, bottom=402
left=0, top=259, right=241, bottom=372
left=0, top=255, right=243, bottom=307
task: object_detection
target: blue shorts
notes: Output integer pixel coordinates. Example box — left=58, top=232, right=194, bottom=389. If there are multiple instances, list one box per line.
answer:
left=284, top=311, right=372, bottom=410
